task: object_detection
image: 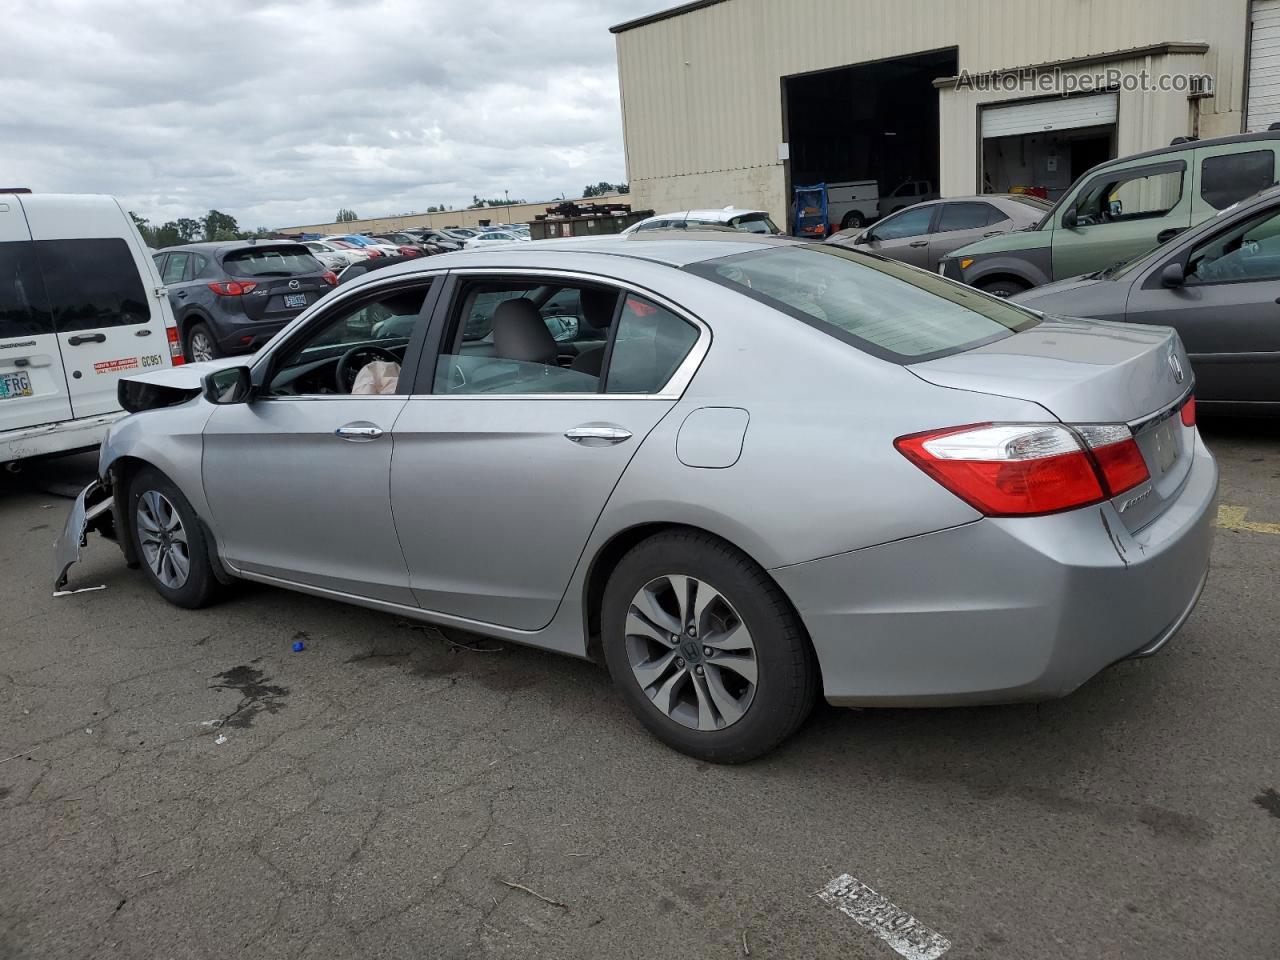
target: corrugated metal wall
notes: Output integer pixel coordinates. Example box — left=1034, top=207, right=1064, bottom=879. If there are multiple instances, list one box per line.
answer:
left=616, top=0, right=1249, bottom=219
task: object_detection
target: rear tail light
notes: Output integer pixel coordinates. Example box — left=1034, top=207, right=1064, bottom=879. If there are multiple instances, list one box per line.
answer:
left=896, top=420, right=1152, bottom=517
left=166, top=325, right=184, bottom=366
left=1075, top=424, right=1150, bottom=496
left=366, top=249, right=383, bottom=258
left=322, top=270, right=338, bottom=286
left=1180, top=394, right=1196, bottom=427
left=207, top=280, right=257, bottom=296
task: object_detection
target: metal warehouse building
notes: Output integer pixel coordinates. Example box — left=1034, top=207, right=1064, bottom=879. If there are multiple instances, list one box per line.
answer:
left=612, top=0, right=1280, bottom=228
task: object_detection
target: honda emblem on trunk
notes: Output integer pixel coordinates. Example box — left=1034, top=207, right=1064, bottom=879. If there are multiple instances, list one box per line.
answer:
left=1168, top=352, right=1184, bottom=384
left=288, top=279, right=301, bottom=290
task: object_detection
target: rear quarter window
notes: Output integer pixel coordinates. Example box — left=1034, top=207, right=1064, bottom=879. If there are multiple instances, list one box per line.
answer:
left=1200, top=150, right=1275, bottom=210
left=36, top=238, right=150, bottom=332
left=223, top=247, right=324, bottom=278
left=0, top=240, right=51, bottom=338
left=688, top=244, right=1038, bottom=363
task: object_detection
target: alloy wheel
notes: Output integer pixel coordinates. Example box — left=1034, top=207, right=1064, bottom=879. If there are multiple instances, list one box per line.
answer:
left=624, top=575, right=758, bottom=731
left=135, top=490, right=191, bottom=589
left=189, top=331, right=215, bottom=362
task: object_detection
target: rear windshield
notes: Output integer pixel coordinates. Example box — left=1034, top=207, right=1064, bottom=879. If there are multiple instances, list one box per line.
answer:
left=223, top=246, right=324, bottom=278
left=688, top=244, right=1039, bottom=363
left=729, top=213, right=780, bottom=234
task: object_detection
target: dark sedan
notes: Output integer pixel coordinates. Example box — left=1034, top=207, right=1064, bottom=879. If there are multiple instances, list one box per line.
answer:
left=826, top=194, right=1050, bottom=273
left=1013, top=186, right=1280, bottom=413
left=154, top=242, right=335, bottom=362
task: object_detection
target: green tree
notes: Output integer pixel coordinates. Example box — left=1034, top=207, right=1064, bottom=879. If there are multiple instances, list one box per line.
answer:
left=581, top=181, right=629, bottom=198
left=175, top=218, right=201, bottom=242
left=336, top=208, right=359, bottom=222
left=201, top=209, right=241, bottom=242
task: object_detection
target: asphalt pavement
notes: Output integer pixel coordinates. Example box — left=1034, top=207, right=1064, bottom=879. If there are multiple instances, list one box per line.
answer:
left=1, top=422, right=1277, bottom=960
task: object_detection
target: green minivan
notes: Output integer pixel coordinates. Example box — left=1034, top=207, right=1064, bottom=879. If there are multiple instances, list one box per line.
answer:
left=940, top=132, right=1280, bottom=296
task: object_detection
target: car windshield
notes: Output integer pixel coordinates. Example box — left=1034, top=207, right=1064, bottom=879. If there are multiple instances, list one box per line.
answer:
left=729, top=213, right=780, bottom=234
left=223, top=247, right=324, bottom=277
left=1007, top=195, right=1053, bottom=212
left=688, top=244, right=1039, bottom=363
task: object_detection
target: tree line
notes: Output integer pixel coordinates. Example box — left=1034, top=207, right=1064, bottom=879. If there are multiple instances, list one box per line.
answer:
left=130, top=210, right=271, bottom=249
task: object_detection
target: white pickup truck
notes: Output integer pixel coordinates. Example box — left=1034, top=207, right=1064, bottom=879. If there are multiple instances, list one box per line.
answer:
left=825, top=180, right=879, bottom=231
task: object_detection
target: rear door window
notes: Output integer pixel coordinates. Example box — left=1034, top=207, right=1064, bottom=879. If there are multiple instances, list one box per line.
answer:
left=35, top=238, right=150, bottom=331
left=161, top=252, right=189, bottom=284
left=937, top=203, right=995, bottom=232
left=689, top=244, right=1038, bottom=363
left=223, top=247, right=324, bottom=278
left=1200, top=150, right=1274, bottom=210
left=0, top=239, right=51, bottom=338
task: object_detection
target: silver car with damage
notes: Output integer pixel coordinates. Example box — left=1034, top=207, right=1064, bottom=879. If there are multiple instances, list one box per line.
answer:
left=55, top=234, right=1217, bottom=762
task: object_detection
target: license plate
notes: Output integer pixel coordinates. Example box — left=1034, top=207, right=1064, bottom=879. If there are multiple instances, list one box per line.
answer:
left=1149, top=417, right=1179, bottom=474
left=0, top=370, right=33, bottom=400
left=283, top=293, right=307, bottom=309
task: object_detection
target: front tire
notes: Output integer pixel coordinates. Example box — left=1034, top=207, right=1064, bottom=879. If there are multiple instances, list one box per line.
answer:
left=185, top=322, right=220, bottom=363
left=601, top=531, right=817, bottom=763
left=128, top=467, right=225, bottom=608
left=978, top=278, right=1030, bottom=299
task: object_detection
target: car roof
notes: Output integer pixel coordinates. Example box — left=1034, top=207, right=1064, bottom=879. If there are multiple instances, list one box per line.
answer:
left=1088, top=130, right=1280, bottom=172
left=159, top=240, right=309, bottom=254
left=642, top=208, right=769, bottom=224
left=341, top=232, right=796, bottom=289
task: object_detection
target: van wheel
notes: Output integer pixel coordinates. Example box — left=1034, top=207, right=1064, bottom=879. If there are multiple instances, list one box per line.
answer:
left=601, top=531, right=817, bottom=763
left=127, top=467, right=225, bottom=609
left=185, top=323, right=219, bottom=363
left=978, top=278, right=1030, bottom=299
left=841, top=211, right=865, bottom=230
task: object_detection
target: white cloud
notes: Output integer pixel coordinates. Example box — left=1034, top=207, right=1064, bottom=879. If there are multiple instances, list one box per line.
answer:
left=2, top=0, right=659, bottom=227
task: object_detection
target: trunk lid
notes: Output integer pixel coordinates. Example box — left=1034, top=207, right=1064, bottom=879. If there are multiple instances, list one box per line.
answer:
left=910, top=315, right=1194, bottom=531
left=220, top=245, right=329, bottom=322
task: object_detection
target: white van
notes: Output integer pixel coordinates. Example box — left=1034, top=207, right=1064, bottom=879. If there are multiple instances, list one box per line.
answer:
left=825, top=180, right=879, bottom=231
left=1, top=192, right=181, bottom=466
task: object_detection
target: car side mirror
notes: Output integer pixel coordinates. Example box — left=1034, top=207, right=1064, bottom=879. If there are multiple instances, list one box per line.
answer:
left=202, top=366, right=254, bottom=405
left=1061, top=208, right=1078, bottom=230
left=1160, top=262, right=1186, bottom=288
left=860, top=231, right=877, bottom=244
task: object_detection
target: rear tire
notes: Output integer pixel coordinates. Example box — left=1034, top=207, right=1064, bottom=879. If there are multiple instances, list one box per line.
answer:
left=185, top=322, right=220, bottom=363
left=601, top=531, right=817, bottom=763
left=977, top=278, right=1030, bottom=299
left=127, top=467, right=225, bottom=609
left=841, top=211, right=866, bottom=230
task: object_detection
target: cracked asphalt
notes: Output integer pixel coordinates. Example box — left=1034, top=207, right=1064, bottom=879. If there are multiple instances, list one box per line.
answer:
left=2, top=419, right=1278, bottom=960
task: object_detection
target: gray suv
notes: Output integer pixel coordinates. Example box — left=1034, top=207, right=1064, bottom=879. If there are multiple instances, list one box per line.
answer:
left=153, top=241, right=335, bottom=362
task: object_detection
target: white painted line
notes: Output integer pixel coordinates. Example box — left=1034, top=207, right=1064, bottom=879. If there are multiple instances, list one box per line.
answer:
left=818, top=874, right=951, bottom=960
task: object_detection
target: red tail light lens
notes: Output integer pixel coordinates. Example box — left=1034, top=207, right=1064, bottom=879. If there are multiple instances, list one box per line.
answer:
left=1180, top=395, right=1196, bottom=427
left=166, top=325, right=185, bottom=366
left=207, top=281, right=257, bottom=296
left=322, top=270, right=337, bottom=286
left=1077, top=425, right=1150, bottom=496
left=898, top=421, right=1157, bottom=516
left=895, top=424, right=1106, bottom=517
left=366, top=249, right=383, bottom=258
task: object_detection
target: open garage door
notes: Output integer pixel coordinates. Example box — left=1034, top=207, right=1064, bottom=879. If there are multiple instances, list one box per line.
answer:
left=980, top=93, right=1118, bottom=201
left=783, top=48, right=958, bottom=234
left=1247, top=0, right=1280, bottom=131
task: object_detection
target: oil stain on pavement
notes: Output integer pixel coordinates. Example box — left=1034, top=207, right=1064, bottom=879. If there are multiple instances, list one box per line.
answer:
left=209, top=663, right=289, bottom=728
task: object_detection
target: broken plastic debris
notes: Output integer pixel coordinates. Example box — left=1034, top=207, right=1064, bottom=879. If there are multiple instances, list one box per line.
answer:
left=84, top=728, right=93, bottom=735
left=53, top=585, right=107, bottom=598
left=214, top=734, right=228, bottom=745
left=291, top=640, right=305, bottom=653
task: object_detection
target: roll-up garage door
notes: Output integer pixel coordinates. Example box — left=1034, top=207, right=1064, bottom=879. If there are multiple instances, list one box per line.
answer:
left=981, top=93, right=1120, bottom=138
left=1247, top=0, right=1280, bottom=131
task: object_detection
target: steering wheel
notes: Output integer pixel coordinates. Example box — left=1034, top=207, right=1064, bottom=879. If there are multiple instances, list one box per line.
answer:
left=335, top=345, right=401, bottom=393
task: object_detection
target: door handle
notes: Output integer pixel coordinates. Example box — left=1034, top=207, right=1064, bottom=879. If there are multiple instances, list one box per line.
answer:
left=565, top=425, right=632, bottom=446
left=908, top=240, right=928, bottom=248
left=176, top=291, right=188, bottom=299
left=335, top=423, right=384, bottom=441
left=983, top=231, right=1002, bottom=237
left=66, top=333, right=107, bottom=346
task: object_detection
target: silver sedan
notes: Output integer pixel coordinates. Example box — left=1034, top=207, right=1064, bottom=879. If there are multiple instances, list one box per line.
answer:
left=56, top=234, right=1217, bottom=762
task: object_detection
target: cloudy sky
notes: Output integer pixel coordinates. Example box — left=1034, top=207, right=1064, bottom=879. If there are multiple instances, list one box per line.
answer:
left=2, top=0, right=662, bottom=228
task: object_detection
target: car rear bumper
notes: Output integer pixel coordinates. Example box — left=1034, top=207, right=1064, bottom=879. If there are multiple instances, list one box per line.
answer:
left=1, top=412, right=124, bottom=464
left=215, top=319, right=290, bottom=354
left=772, top=432, right=1218, bottom=707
